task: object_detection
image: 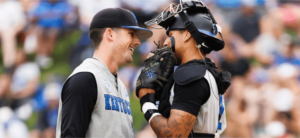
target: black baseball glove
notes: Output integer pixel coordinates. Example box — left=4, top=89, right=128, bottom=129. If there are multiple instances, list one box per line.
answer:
left=136, top=46, right=176, bottom=100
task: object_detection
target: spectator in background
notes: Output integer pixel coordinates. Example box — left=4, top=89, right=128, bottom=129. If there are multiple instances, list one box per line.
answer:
left=214, top=0, right=241, bottom=25
left=121, top=0, right=171, bottom=24
left=232, top=0, right=261, bottom=44
left=219, top=44, right=250, bottom=77
left=77, top=0, right=120, bottom=28
left=38, top=81, right=61, bottom=138
left=31, top=0, right=73, bottom=68
left=274, top=42, right=300, bottom=66
left=277, top=0, right=300, bottom=5
left=215, top=0, right=241, bottom=9
left=0, top=107, right=30, bottom=138
left=215, top=18, right=250, bottom=76
left=262, top=86, right=299, bottom=137
left=9, top=49, right=40, bottom=110
left=0, top=0, right=26, bottom=73
left=0, top=49, right=39, bottom=138
left=253, top=2, right=300, bottom=65
left=6, top=119, right=29, bottom=138
left=20, top=0, right=40, bottom=55
left=275, top=3, right=300, bottom=46
left=0, top=74, right=11, bottom=106
left=225, top=77, right=259, bottom=138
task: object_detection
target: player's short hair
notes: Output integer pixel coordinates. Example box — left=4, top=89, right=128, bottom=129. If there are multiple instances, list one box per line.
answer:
left=89, top=28, right=119, bottom=48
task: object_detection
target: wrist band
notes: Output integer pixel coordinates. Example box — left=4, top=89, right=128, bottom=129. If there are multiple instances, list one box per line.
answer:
left=142, top=102, right=157, bottom=113
left=140, top=93, right=155, bottom=111
left=140, top=93, right=161, bottom=123
left=142, top=102, right=161, bottom=123
left=140, top=93, right=155, bottom=105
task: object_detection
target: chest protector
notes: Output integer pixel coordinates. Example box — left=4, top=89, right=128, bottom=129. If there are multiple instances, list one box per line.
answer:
left=158, top=58, right=231, bottom=137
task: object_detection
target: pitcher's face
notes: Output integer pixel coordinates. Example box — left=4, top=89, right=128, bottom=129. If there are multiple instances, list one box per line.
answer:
left=114, top=28, right=141, bottom=65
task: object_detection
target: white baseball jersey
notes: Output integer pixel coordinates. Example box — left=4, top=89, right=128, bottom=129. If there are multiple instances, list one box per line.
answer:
left=169, top=70, right=226, bottom=135
left=56, top=58, right=134, bottom=138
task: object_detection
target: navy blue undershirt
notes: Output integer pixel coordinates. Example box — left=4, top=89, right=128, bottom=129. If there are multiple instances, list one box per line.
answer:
left=60, top=72, right=97, bottom=137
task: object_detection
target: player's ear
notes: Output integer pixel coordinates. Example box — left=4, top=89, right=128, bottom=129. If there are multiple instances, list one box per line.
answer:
left=184, top=30, right=192, bottom=42
left=105, top=28, right=114, bottom=41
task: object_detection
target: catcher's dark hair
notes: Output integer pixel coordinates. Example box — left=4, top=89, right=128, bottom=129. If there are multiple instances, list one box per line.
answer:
left=89, top=28, right=119, bottom=48
left=178, top=30, right=186, bottom=34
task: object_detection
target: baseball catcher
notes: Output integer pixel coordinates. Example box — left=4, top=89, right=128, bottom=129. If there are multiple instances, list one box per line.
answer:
left=136, top=0, right=231, bottom=137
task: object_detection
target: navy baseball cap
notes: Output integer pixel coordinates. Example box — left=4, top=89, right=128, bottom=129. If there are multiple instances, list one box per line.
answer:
left=90, top=8, right=153, bottom=39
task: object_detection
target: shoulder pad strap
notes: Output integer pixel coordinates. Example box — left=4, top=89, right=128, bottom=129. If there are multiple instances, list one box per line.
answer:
left=174, top=64, right=206, bottom=85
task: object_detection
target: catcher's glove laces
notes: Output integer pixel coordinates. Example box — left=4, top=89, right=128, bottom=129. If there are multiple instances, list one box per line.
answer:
left=153, top=40, right=163, bottom=49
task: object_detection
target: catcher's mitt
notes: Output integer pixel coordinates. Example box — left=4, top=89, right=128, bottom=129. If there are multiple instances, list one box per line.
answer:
left=136, top=46, right=176, bottom=100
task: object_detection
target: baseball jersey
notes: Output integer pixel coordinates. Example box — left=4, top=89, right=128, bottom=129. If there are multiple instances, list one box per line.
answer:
left=169, top=70, right=226, bottom=135
left=56, top=58, right=134, bottom=138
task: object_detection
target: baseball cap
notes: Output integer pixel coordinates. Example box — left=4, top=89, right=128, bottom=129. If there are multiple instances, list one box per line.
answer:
left=90, top=8, right=153, bottom=39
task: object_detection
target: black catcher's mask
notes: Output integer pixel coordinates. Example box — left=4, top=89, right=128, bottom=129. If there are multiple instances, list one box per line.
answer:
left=145, top=0, right=225, bottom=54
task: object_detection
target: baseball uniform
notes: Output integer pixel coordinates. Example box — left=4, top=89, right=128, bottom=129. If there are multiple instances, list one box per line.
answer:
left=56, top=58, right=134, bottom=138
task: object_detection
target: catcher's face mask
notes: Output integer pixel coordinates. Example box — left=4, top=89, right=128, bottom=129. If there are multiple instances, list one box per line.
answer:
left=145, top=0, right=225, bottom=54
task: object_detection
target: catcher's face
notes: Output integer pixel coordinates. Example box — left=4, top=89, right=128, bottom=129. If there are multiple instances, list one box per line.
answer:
left=115, top=28, right=141, bottom=65
left=163, top=30, right=187, bottom=64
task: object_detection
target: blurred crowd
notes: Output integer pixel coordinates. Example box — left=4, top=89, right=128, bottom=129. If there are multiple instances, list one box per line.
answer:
left=0, top=0, right=300, bottom=138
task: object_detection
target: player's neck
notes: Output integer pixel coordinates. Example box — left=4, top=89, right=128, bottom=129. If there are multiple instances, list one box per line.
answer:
left=93, top=49, right=118, bottom=75
left=180, top=47, right=206, bottom=65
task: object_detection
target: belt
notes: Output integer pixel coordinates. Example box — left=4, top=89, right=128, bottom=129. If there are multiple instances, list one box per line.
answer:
left=189, top=133, right=215, bottom=138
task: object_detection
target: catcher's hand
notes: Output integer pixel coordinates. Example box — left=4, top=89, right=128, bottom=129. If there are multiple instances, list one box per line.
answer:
left=136, top=46, right=176, bottom=100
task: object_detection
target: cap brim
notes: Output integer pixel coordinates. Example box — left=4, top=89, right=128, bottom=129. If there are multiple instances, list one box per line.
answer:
left=121, top=26, right=153, bottom=39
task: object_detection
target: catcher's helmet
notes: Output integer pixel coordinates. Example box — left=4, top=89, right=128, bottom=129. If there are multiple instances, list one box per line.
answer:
left=145, top=0, right=224, bottom=54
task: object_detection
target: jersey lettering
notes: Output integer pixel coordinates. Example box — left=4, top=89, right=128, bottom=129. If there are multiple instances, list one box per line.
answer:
left=104, top=94, right=131, bottom=116
left=126, top=101, right=132, bottom=115
left=104, top=94, right=111, bottom=110
left=111, top=95, right=119, bottom=111
left=117, top=97, right=124, bottom=112
left=124, top=101, right=130, bottom=115
left=122, top=99, right=128, bottom=114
